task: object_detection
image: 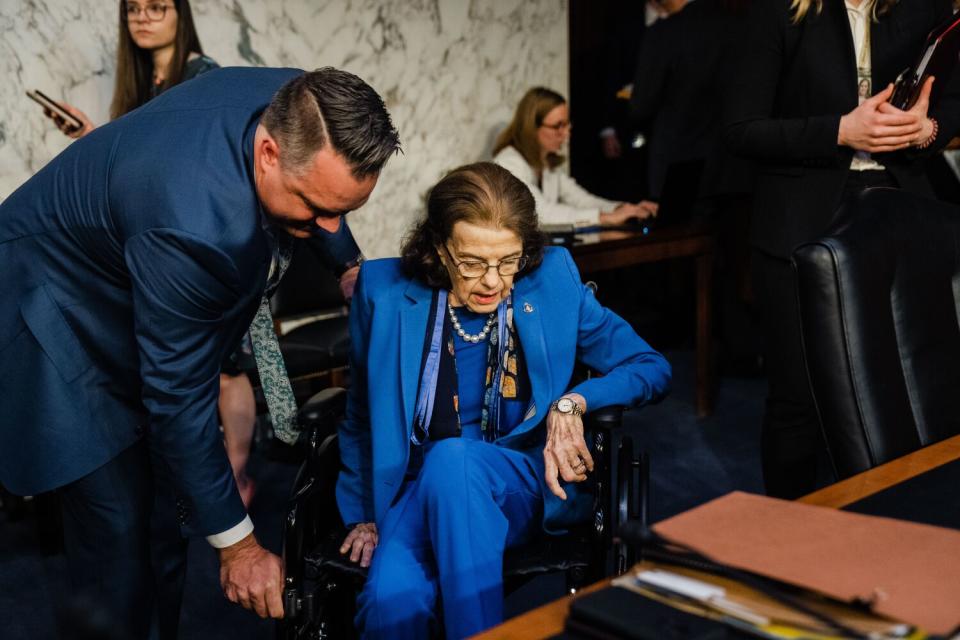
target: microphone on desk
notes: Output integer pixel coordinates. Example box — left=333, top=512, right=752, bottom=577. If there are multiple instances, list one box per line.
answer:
left=617, top=519, right=659, bottom=548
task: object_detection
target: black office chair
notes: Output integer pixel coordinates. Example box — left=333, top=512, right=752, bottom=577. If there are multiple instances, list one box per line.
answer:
left=278, top=388, right=648, bottom=639
left=269, top=240, right=352, bottom=405
left=793, top=188, right=960, bottom=480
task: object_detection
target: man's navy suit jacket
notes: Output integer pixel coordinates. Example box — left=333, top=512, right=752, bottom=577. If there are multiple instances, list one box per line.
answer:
left=0, top=67, right=301, bottom=537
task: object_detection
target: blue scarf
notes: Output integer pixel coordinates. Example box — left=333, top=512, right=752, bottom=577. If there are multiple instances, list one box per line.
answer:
left=411, top=290, right=528, bottom=444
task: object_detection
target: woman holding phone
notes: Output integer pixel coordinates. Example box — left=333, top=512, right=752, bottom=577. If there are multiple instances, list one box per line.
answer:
left=46, top=0, right=217, bottom=137
left=725, top=0, right=960, bottom=499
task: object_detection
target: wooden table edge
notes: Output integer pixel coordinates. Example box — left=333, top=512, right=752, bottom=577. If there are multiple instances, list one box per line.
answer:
left=469, top=578, right=610, bottom=640
left=798, top=434, right=960, bottom=509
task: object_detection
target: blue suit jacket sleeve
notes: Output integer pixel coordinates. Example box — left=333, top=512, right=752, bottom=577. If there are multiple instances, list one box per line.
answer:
left=560, top=250, right=671, bottom=409
left=336, top=263, right=375, bottom=525
left=125, top=228, right=248, bottom=536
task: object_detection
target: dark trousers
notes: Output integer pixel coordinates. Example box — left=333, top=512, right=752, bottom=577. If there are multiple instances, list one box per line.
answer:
left=57, top=440, right=188, bottom=639
left=754, top=169, right=897, bottom=499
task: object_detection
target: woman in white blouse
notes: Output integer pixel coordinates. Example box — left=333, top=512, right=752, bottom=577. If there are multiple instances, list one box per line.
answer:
left=493, top=87, right=657, bottom=229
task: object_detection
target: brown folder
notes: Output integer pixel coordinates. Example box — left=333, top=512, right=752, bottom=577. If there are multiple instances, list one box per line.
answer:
left=653, top=491, right=960, bottom=635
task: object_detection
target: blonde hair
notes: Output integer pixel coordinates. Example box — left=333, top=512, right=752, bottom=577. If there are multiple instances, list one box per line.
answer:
left=493, top=87, right=566, bottom=172
left=790, top=0, right=896, bottom=23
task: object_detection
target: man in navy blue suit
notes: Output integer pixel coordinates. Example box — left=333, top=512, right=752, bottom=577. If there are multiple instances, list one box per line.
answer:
left=0, top=66, right=400, bottom=636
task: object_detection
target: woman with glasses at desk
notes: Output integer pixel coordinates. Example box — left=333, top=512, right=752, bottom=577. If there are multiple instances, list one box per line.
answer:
left=494, top=87, right=659, bottom=230
left=335, top=162, right=671, bottom=639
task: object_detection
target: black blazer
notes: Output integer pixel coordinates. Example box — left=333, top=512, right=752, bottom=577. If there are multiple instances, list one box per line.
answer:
left=631, top=0, right=755, bottom=199
left=631, top=0, right=729, bottom=198
left=725, top=0, right=960, bottom=258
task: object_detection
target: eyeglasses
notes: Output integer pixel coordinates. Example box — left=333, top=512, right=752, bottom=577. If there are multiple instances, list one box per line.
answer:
left=443, top=244, right=527, bottom=279
left=125, top=2, right=174, bottom=21
left=540, top=119, right=571, bottom=132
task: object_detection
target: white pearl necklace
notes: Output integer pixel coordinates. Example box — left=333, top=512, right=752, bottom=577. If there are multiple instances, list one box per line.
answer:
left=447, top=303, right=496, bottom=343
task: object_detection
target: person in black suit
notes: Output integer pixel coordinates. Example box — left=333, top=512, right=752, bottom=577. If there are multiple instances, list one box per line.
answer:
left=725, top=0, right=960, bottom=498
left=631, top=0, right=753, bottom=201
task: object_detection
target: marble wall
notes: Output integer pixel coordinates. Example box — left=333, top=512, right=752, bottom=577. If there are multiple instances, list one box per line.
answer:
left=0, top=0, right=568, bottom=257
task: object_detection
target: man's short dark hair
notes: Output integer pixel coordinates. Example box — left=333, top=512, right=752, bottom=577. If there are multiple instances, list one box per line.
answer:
left=261, top=67, right=401, bottom=178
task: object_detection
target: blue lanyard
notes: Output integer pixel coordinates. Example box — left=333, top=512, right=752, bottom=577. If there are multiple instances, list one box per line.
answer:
left=411, top=290, right=448, bottom=445
left=487, top=300, right=509, bottom=440
left=411, top=292, right=510, bottom=444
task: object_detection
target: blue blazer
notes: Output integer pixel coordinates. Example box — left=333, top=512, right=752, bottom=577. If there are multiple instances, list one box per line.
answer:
left=0, top=67, right=302, bottom=537
left=337, top=248, right=671, bottom=533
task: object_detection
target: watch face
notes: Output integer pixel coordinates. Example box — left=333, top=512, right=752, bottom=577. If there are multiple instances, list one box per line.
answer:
left=557, top=398, right=574, bottom=413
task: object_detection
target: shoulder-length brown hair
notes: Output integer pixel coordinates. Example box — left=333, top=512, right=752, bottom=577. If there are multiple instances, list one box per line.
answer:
left=110, top=0, right=205, bottom=120
left=400, top=162, right=546, bottom=289
left=493, top=87, right=567, bottom=172
left=791, top=0, right=898, bottom=22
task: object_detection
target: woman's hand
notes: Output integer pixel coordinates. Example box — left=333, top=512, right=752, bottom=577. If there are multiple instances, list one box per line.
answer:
left=838, top=80, right=933, bottom=153
left=600, top=202, right=656, bottom=226
left=878, top=76, right=936, bottom=147
left=44, top=102, right=95, bottom=139
left=543, top=393, right=593, bottom=500
left=340, top=522, right=378, bottom=568
left=638, top=200, right=659, bottom=218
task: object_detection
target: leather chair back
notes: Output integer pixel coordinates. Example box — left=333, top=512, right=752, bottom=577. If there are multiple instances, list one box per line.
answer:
left=793, top=188, right=960, bottom=479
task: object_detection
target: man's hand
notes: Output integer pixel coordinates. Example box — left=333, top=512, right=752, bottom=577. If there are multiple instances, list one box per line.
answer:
left=543, top=393, right=593, bottom=500
left=838, top=80, right=932, bottom=153
left=218, top=533, right=285, bottom=619
left=340, top=522, right=378, bottom=568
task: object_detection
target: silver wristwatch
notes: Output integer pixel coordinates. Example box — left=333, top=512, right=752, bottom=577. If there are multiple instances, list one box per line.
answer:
left=551, top=396, right=584, bottom=417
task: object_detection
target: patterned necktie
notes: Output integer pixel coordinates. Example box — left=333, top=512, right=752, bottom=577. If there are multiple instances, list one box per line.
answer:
left=249, top=235, right=301, bottom=445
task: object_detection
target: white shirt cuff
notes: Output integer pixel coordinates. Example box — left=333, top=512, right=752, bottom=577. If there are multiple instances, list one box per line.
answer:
left=205, top=515, right=254, bottom=549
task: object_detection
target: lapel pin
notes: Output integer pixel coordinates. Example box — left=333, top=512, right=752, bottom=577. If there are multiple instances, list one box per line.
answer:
left=523, top=302, right=534, bottom=313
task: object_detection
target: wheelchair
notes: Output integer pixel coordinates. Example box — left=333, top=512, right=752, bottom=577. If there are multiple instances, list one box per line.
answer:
left=278, top=387, right=648, bottom=639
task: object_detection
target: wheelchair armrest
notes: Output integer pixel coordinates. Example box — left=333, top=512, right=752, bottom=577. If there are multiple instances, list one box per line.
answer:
left=298, top=386, right=348, bottom=425
left=585, top=405, right=625, bottom=432
left=298, top=387, right=347, bottom=430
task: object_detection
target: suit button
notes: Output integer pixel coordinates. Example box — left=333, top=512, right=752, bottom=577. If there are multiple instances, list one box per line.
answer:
left=175, top=498, right=190, bottom=525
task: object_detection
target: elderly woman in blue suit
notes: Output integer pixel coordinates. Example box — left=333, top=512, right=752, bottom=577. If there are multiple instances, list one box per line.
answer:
left=336, top=162, right=671, bottom=639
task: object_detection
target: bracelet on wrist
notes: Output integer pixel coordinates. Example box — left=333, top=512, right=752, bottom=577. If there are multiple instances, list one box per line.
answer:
left=917, top=117, right=939, bottom=150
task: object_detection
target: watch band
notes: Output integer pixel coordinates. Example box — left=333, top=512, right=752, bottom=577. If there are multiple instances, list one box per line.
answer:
left=551, top=396, right=584, bottom=417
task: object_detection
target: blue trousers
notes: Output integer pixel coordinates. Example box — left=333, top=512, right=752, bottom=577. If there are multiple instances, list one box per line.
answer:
left=355, top=438, right=543, bottom=640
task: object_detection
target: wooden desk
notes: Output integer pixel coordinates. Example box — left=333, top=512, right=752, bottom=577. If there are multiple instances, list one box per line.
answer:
left=799, top=434, right=960, bottom=509
left=567, top=222, right=716, bottom=417
left=474, top=434, right=960, bottom=640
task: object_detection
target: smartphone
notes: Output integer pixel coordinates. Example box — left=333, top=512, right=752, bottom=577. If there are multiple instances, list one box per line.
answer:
left=26, top=89, right=83, bottom=131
